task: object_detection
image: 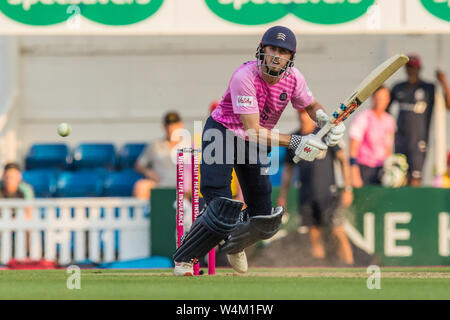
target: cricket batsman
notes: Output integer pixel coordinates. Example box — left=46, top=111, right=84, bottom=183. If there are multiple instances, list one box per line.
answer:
left=173, top=26, right=345, bottom=276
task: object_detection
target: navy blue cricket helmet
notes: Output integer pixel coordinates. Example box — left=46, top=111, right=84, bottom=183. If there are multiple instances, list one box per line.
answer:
left=256, top=26, right=297, bottom=78
left=261, top=25, right=297, bottom=53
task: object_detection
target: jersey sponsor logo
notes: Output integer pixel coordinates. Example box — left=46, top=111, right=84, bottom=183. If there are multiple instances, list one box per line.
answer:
left=236, top=96, right=254, bottom=107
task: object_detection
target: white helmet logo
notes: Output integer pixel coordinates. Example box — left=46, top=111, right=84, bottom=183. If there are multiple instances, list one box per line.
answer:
left=277, top=33, right=286, bottom=41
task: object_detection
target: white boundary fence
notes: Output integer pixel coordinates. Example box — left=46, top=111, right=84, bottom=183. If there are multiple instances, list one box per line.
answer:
left=0, top=198, right=150, bottom=265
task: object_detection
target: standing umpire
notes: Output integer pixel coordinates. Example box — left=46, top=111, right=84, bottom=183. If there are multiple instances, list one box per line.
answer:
left=388, top=54, right=450, bottom=186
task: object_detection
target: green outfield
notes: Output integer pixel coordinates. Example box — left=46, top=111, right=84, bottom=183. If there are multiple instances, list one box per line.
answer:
left=0, top=267, right=449, bottom=300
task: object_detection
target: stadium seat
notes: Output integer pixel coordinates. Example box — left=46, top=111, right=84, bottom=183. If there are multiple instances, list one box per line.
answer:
left=25, top=143, right=71, bottom=170
left=22, top=169, right=59, bottom=198
left=117, top=143, right=147, bottom=169
left=72, top=143, right=116, bottom=170
left=55, top=169, right=104, bottom=197
left=103, top=169, right=144, bottom=197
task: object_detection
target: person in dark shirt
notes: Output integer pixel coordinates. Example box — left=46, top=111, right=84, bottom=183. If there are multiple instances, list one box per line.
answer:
left=277, top=110, right=354, bottom=265
left=389, top=54, right=450, bottom=186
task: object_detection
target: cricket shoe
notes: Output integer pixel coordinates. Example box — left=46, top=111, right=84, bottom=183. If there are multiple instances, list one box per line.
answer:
left=227, top=250, right=248, bottom=274
left=174, top=261, right=194, bottom=276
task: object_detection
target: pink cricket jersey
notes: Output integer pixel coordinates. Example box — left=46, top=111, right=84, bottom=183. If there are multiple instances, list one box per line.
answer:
left=211, top=60, right=314, bottom=139
left=349, top=109, right=396, bottom=168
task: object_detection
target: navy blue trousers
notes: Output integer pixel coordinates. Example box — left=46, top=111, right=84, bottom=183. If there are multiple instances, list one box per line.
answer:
left=200, top=117, right=273, bottom=216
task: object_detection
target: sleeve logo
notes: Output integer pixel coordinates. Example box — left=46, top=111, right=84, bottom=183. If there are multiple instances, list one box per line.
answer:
left=236, top=96, right=254, bottom=107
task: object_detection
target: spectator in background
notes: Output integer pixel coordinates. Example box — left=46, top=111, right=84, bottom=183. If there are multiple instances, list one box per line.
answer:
left=0, top=162, right=35, bottom=256
left=349, top=86, right=395, bottom=187
left=388, top=54, right=450, bottom=186
left=433, top=152, right=450, bottom=188
left=277, top=110, right=354, bottom=265
left=133, top=111, right=186, bottom=200
left=0, top=162, right=34, bottom=200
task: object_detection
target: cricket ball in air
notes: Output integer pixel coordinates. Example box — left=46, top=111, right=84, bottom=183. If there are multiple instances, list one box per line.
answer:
left=57, top=122, right=72, bottom=137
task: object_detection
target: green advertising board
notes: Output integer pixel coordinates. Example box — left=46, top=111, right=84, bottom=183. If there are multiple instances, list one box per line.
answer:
left=421, top=0, right=450, bottom=22
left=151, top=186, right=450, bottom=266
left=205, top=0, right=376, bottom=25
left=150, top=188, right=177, bottom=257
left=350, top=186, right=450, bottom=266
left=0, top=0, right=164, bottom=26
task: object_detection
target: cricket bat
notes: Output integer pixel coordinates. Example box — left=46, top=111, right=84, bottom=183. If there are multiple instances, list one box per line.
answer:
left=294, top=53, right=409, bottom=163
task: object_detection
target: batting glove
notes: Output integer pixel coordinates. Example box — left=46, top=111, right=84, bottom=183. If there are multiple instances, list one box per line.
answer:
left=323, top=122, right=345, bottom=147
left=289, top=134, right=328, bottom=163
left=315, top=109, right=330, bottom=129
left=316, top=109, right=346, bottom=147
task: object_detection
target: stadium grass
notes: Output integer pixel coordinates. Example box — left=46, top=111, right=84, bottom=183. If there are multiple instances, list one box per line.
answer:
left=0, top=267, right=449, bottom=300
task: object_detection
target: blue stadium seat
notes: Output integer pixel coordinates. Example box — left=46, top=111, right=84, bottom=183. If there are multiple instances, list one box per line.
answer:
left=55, top=169, right=104, bottom=197
left=25, top=143, right=71, bottom=170
left=117, top=143, right=147, bottom=169
left=22, top=169, right=59, bottom=198
left=103, top=169, right=144, bottom=197
left=72, top=143, right=116, bottom=170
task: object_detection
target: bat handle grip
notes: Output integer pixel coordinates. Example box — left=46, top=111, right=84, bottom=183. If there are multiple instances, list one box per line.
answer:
left=315, top=122, right=335, bottom=139
left=292, top=122, right=335, bottom=163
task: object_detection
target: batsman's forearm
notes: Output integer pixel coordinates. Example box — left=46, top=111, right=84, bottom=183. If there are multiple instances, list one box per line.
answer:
left=247, top=129, right=292, bottom=147
left=241, top=113, right=293, bottom=147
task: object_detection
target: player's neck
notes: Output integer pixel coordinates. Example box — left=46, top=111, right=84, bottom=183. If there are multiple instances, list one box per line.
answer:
left=261, top=71, right=282, bottom=85
left=260, top=69, right=282, bottom=86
